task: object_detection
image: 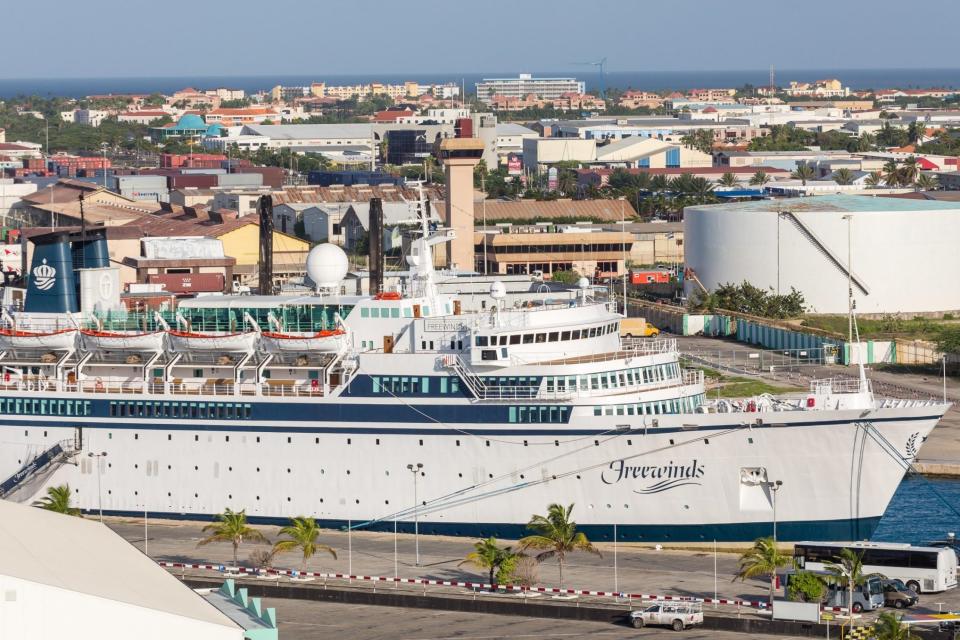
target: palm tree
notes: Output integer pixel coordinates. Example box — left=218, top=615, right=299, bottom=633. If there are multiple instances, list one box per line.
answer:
left=33, top=484, right=80, bottom=516
left=823, top=548, right=868, bottom=614
left=856, top=133, right=876, bottom=152
left=907, top=120, right=926, bottom=145
left=649, top=174, right=670, bottom=193
left=557, top=169, right=577, bottom=196
left=198, top=508, right=269, bottom=565
left=915, top=173, right=939, bottom=191
left=459, top=537, right=519, bottom=587
left=883, top=159, right=901, bottom=187
left=865, top=171, right=884, bottom=187
left=899, top=157, right=919, bottom=187
left=832, top=168, right=855, bottom=185
left=519, top=503, right=600, bottom=590
left=734, top=537, right=792, bottom=605
left=873, top=611, right=921, bottom=640
left=272, top=516, right=336, bottom=573
left=749, top=170, right=770, bottom=187
left=791, top=162, right=816, bottom=186
left=717, top=172, right=739, bottom=188
left=687, top=176, right=716, bottom=202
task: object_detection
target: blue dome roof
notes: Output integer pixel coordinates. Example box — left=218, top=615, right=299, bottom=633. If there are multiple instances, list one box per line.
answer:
left=175, top=114, right=206, bottom=130
left=205, top=123, right=224, bottom=136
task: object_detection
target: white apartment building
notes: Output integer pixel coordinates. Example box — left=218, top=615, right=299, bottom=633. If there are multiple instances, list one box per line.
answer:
left=476, top=74, right=586, bottom=104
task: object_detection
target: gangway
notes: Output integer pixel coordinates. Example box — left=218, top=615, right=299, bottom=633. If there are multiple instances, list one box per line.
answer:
left=0, top=436, right=80, bottom=502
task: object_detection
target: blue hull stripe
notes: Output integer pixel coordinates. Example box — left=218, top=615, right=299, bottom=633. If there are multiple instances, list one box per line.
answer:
left=97, top=509, right=882, bottom=543
left=0, top=414, right=941, bottom=437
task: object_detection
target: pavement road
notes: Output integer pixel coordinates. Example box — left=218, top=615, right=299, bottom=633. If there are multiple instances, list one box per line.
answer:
left=264, top=599, right=802, bottom=640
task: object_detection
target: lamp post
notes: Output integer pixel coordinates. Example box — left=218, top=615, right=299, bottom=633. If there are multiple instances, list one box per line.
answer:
left=407, top=462, right=423, bottom=567
left=767, top=479, right=783, bottom=542
left=100, top=142, right=108, bottom=189
left=88, top=451, right=108, bottom=522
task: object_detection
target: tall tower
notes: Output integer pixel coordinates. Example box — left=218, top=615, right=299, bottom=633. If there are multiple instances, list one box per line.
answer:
left=438, top=138, right=484, bottom=271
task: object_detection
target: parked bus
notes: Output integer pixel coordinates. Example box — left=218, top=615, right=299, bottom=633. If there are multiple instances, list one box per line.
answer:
left=793, top=541, right=958, bottom=594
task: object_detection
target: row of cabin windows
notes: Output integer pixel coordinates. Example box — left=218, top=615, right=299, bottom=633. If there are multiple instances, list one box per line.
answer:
left=479, top=376, right=540, bottom=389
left=361, top=307, right=403, bottom=319
left=109, top=401, right=253, bottom=420
left=546, top=363, right=681, bottom=392
left=475, top=322, right=618, bottom=348
left=371, top=376, right=461, bottom=395
left=592, top=393, right=704, bottom=417
left=0, top=398, right=91, bottom=416
left=507, top=405, right=570, bottom=423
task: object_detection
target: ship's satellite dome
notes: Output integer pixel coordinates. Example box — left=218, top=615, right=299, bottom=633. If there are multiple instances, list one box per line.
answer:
left=577, top=277, right=590, bottom=290
left=489, top=280, right=506, bottom=299
left=306, top=244, right=349, bottom=289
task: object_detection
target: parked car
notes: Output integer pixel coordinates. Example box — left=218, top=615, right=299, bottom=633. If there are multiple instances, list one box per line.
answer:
left=881, top=579, right=919, bottom=609
left=628, top=602, right=703, bottom=631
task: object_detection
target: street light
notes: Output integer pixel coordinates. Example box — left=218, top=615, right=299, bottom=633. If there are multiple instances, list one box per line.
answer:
left=100, top=142, right=108, bottom=189
left=766, top=479, right=783, bottom=542
left=406, top=462, right=424, bottom=567
left=88, top=451, right=108, bottom=522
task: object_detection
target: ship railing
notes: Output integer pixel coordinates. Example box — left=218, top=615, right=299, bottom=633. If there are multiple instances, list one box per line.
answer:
left=810, top=377, right=872, bottom=395
left=507, top=338, right=678, bottom=367
left=9, top=379, right=329, bottom=398
left=683, top=368, right=705, bottom=387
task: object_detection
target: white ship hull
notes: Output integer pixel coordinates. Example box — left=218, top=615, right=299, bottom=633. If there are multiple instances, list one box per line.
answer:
left=0, top=397, right=943, bottom=541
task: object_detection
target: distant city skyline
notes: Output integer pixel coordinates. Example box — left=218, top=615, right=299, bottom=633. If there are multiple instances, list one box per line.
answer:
left=3, top=0, right=959, bottom=79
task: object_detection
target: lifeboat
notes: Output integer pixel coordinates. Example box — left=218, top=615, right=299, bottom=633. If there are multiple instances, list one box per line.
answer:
left=167, top=330, right=259, bottom=353
left=80, top=329, right=166, bottom=352
left=0, top=327, right=77, bottom=350
left=259, top=329, right=346, bottom=354
left=374, top=291, right=402, bottom=300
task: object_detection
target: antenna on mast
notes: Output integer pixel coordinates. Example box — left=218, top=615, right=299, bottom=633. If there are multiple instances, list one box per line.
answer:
left=769, top=65, right=776, bottom=96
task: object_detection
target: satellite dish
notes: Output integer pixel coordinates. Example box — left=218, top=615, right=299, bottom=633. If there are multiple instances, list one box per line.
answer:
left=489, top=280, right=506, bottom=300
left=306, top=244, right=349, bottom=290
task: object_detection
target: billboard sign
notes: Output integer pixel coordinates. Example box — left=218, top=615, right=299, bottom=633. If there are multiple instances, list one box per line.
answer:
left=548, top=167, right=558, bottom=191
left=507, top=153, right=522, bottom=176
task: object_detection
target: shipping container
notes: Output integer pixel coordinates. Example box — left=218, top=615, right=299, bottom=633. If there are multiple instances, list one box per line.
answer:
left=167, top=174, right=218, bottom=189
left=147, top=273, right=225, bottom=294
left=217, top=173, right=263, bottom=188
left=236, top=166, right=283, bottom=188
left=631, top=270, right=672, bottom=285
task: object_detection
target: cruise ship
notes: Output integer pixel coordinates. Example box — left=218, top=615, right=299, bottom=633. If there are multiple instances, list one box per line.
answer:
left=0, top=203, right=948, bottom=542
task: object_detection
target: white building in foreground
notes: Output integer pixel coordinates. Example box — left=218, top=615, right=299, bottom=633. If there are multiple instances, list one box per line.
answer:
left=0, top=500, right=242, bottom=640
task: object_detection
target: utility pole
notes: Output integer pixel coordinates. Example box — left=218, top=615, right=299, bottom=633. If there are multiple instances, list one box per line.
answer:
left=407, top=462, right=423, bottom=566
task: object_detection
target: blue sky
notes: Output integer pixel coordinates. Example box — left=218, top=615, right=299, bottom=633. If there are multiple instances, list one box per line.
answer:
left=3, top=0, right=959, bottom=78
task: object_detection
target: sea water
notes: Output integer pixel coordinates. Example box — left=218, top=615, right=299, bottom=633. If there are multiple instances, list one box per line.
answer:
left=873, top=476, right=960, bottom=545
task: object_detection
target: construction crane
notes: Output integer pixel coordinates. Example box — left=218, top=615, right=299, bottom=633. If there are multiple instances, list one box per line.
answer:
left=572, top=57, right=607, bottom=99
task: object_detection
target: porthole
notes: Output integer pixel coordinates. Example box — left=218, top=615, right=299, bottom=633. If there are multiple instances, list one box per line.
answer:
left=108, top=463, right=111, bottom=468
left=287, top=497, right=291, bottom=502
left=287, top=468, right=291, bottom=474
left=228, top=466, right=232, bottom=471
left=418, top=439, right=423, bottom=446
left=669, top=439, right=675, bottom=445
left=523, top=440, right=528, bottom=447
left=627, top=439, right=632, bottom=445
left=594, top=440, right=599, bottom=446
left=315, top=437, right=319, bottom=444
left=134, top=491, right=138, bottom=496
left=456, top=440, right=460, bottom=446
left=107, top=490, right=112, bottom=495
left=485, top=441, right=490, bottom=447
left=256, top=436, right=261, bottom=443
left=167, top=492, right=171, bottom=497
left=256, top=496, right=260, bottom=501
left=488, top=473, right=493, bottom=478
left=287, top=437, right=291, bottom=444
left=229, top=494, right=232, bottom=499
left=195, top=435, right=199, bottom=442
left=355, top=499, right=359, bottom=504
left=194, top=493, right=198, bottom=498
left=346, top=470, right=351, bottom=475
left=385, top=500, right=389, bottom=505
left=576, top=475, right=581, bottom=479
left=376, top=438, right=380, bottom=445
left=256, top=467, right=260, bottom=472
left=748, top=437, right=754, bottom=444
left=194, top=466, right=198, bottom=471
left=167, top=434, right=171, bottom=441
left=704, top=439, right=710, bottom=445
left=520, top=474, right=525, bottom=479
left=347, top=438, right=351, bottom=445
left=554, top=440, right=559, bottom=447
left=167, top=465, right=171, bottom=470
left=134, top=464, right=138, bottom=469
left=225, top=435, right=230, bottom=442
left=320, top=498, right=324, bottom=503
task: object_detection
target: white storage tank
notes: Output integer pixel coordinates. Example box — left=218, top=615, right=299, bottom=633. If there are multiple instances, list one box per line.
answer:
left=683, top=194, right=960, bottom=314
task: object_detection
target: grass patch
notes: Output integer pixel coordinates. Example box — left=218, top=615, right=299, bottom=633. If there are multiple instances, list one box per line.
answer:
left=801, top=314, right=958, bottom=339
left=715, top=379, right=800, bottom=398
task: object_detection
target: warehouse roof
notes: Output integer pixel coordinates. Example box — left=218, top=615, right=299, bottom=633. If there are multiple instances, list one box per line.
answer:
left=0, top=500, right=238, bottom=629
left=694, top=194, right=960, bottom=213
left=482, top=199, right=636, bottom=222
left=241, top=123, right=373, bottom=140
left=495, top=123, right=537, bottom=136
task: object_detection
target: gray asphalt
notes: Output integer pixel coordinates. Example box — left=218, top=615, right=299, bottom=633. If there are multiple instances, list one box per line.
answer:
left=263, top=598, right=803, bottom=640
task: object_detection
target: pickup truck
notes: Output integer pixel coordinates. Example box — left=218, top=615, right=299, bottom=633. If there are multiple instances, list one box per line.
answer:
left=628, top=601, right=703, bottom=631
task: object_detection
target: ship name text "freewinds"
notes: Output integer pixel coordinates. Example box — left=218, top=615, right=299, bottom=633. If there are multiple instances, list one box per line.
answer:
left=601, top=459, right=705, bottom=494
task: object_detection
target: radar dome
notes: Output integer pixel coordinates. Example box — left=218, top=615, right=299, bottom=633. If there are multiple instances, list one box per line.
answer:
left=306, top=244, right=349, bottom=289
left=577, top=277, right=590, bottom=290
left=489, top=280, right=506, bottom=299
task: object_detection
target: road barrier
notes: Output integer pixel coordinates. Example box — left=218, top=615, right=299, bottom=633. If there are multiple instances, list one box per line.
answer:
left=157, top=561, right=780, bottom=610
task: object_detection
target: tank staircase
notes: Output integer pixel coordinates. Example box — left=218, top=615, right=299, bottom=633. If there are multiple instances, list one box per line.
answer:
left=779, top=210, right=870, bottom=296
left=0, top=436, right=81, bottom=503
